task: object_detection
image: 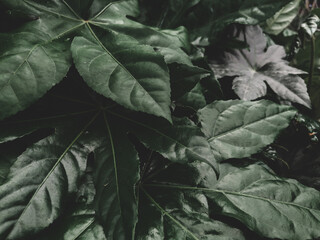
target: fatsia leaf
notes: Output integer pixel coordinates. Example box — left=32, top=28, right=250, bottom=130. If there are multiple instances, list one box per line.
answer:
left=0, top=117, right=98, bottom=240
left=71, top=33, right=171, bottom=122
left=91, top=113, right=139, bottom=240
left=264, top=0, right=302, bottom=35
left=0, top=81, right=220, bottom=239
left=198, top=100, right=296, bottom=162
left=34, top=170, right=106, bottom=240
left=123, top=114, right=218, bottom=173
left=178, top=82, right=207, bottom=110
left=1, top=0, right=199, bottom=122
left=207, top=163, right=320, bottom=240
left=137, top=162, right=246, bottom=240
left=0, top=23, right=73, bottom=120
left=210, top=25, right=311, bottom=108
left=146, top=162, right=320, bottom=240
left=137, top=188, right=246, bottom=240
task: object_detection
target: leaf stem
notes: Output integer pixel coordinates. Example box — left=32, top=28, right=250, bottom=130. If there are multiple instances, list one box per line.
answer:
left=308, top=35, right=316, bottom=91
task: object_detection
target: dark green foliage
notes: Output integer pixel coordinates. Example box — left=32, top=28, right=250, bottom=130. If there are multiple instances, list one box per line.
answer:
left=0, top=1, right=320, bottom=240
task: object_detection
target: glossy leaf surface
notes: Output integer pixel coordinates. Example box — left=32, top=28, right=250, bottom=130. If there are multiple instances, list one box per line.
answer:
left=198, top=100, right=296, bottom=162
left=0, top=0, right=200, bottom=122
left=145, top=162, right=320, bottom=240
left=264, top=0, right=302, bottom=35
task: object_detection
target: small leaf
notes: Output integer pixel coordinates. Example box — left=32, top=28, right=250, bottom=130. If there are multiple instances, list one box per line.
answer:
left=301, top=14, right=320, bottom=37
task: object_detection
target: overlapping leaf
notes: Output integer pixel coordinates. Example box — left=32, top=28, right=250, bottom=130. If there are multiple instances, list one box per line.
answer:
left=0, top=0, right=204, bottom=122
left=210, top=25, right=311, bottom=108
left=0, top=120, right=96, bottom=239
left=198, top=100, right=296, bottom=162
left=37, top=208, right=107, bottom=240
left=138, top=0, right=293, bottom=40
left=264, top=0, right=302, bottom=35
left=136, top=162, right=246, bottom=240
left=1, top=1, right=320, bottom=240
left=0, top=85, right=217, bottom=239
left=144, top=161, right=320, bottom=240
left=137, top=188, right=246, bottom=240
left=210, top=0, right=294, bottom=35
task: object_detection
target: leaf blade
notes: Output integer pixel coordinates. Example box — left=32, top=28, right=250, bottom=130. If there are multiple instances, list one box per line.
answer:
left=71, top=29, right=172, bottom=121
left=198, top=100, right=296, bottom=162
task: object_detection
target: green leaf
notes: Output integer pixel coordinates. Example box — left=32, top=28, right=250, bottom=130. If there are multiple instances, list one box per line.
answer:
left=137, top=162, right=246, bottom=240
left=34, top=163, right=107, bottom=240
left=209, top=0, right=293, bottom=38
left=0, top=24, right=73, bottom=120
left=91, top=113, right=139, bottom=240
left=71, top=33, right=172, bottom=122
left=146, top=162, right=320, bottom=239
left=169, top=63, right=209, bottom=99
left=137, top=187, right=246, bottom=240
left=0, top=117, right=97, bottom=239
left=301, top=14, right=320, bottom=37
left=0, top=84, right=219, bottom=239
left=177, top=71, right=224, bottom=111
left=207, top=163, right=320, bottom=239
left=198, top=100, right=296, bottom=162
left=124, top=115, right=218, bottom=173
left=138, top=0, right=201, bottom=29
left=210, top=25, right=311, bottom=108
left=178, top=82, right=207, bottom=110
left=1, top=0, right=200, bottom=121
left=264, top=0, right=302, bottom=35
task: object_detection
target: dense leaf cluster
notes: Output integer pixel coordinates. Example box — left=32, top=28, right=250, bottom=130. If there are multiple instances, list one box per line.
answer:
left=0, top=0, right=320, bottom=239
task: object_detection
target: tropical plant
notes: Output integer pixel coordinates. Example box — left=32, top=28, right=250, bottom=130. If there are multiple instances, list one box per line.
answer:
left=0, top=0, right=320, bottom=239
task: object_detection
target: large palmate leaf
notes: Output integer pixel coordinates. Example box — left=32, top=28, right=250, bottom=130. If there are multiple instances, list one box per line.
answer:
left=210, top=25, right=311, bottom=108
left=0, top=81, right=217, bottom=239
left=144, top=161, right=320, bottom=240
left=0, top=0, right=203, bottom=122
left=198, top=100, right=296, bottom=162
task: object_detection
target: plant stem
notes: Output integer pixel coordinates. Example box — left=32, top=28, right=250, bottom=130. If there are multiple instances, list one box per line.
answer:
left=308, top=35, right=316, bottom=91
